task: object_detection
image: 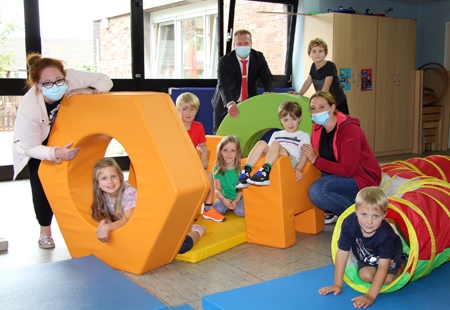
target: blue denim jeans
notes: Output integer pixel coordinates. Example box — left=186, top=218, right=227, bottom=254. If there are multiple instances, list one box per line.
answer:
left=308, top=172, right=359, bottom=216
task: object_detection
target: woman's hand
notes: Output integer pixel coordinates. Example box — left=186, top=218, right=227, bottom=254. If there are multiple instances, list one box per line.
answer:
left=56, top=142, right=81, bottom=161
left=301, top=144, right=317, bottom=164
left=65, top=87, right=98, bottom=98
left=96, top=219, right=110, bottom=242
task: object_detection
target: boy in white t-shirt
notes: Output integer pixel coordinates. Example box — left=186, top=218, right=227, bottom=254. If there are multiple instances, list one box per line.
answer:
left=236, top=100, right=310, bottom=187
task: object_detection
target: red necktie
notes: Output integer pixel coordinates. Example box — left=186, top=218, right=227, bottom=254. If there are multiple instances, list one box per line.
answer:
left=241, top=59, right=248, bottom=101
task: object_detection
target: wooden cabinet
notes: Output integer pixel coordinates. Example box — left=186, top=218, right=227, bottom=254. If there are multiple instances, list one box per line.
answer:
left=303, top=14, right=416, bottom=155
left=375, top=18, right=416, bottom=154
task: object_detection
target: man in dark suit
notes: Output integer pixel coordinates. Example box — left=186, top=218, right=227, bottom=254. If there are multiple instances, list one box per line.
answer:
left=211, top=29, right=275, bottom=133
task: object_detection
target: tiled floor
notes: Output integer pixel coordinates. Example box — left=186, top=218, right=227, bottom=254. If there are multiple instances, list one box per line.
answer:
left=0, top=150, right=449, bottom=309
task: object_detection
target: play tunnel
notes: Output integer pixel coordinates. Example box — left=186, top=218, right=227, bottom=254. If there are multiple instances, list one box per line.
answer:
left=331, top=155, right=450, bottom=293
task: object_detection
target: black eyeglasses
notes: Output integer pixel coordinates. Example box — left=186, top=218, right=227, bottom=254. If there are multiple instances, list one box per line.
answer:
left=40, top=78, right=66, bottom=89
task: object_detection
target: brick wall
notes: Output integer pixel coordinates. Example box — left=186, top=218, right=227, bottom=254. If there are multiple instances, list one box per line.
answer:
left=98, top=14, right=132, bottom=78
left=223, top=1, right=288, bottom=75
left=99, top=1, right=288, bottom=78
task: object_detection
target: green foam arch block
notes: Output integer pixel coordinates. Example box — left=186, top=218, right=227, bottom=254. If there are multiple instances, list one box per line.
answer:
left=216, top=93, right=312, bottom=157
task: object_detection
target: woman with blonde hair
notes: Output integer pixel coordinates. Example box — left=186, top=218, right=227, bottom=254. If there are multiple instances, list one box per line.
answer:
left=301, top=91, right=381, bottom=225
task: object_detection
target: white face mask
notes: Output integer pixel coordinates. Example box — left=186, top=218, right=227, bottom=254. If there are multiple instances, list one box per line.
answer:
left=236, top=46, right=251, bottom=58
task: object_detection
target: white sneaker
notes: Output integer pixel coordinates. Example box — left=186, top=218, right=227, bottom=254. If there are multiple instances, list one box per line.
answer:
left=324, top=212, right=338, bottom=225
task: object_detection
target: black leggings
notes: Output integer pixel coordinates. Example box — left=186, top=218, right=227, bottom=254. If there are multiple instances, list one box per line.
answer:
left=178, top=235, right=194, bottom=254
left=337, top=98, right=350, bottom=115
left=28, top=158, right=53, bottom=226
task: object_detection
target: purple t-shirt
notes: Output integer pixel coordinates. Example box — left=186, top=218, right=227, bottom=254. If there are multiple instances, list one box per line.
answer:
left=103, top=181, right=137, bottom=216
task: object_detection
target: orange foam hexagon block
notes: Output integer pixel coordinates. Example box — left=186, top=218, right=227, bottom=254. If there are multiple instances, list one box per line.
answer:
left=39, top=92, right=208, bottom=274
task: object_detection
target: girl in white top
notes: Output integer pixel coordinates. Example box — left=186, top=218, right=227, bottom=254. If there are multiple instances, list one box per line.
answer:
left=91, top=158, right=206, bottom=254
left=13, top=53, right=113, bottom=248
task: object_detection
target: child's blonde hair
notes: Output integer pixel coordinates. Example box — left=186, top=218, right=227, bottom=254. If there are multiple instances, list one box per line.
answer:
left=278, top=100, right=302, bottom=120
left=90, top=158, right=126, bottom=222
left=308, top=38, right=328, bottom=55
left=176, top=92, right=200, bottom=111
left=355, top=187, right=389, bottom=213
left=214, top=135, right=242, bottom=175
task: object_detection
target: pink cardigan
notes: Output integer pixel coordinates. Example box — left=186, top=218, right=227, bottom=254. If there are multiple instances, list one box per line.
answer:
left=13, top=69, right=113, bottom=179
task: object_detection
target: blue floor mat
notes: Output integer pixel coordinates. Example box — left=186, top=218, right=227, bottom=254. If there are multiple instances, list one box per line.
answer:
left=202, top=264, right=450, bottom=310
left=0, top=255, right=167, bottom=310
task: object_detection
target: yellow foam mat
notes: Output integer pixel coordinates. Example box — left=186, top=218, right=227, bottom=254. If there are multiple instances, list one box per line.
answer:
left=176, top=213, right=247, bottom=263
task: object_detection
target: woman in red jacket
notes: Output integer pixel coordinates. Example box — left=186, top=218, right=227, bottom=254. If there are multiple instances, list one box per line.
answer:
left=301, top=91, right=381, bottom=224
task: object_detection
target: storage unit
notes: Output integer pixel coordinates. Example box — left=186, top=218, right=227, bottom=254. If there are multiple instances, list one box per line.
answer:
left=303, top=13, right=416, bottom=156
left=422, top=105, right=444, bottom=150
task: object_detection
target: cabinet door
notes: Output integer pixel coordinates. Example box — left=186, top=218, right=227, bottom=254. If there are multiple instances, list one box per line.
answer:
left=332, top=14, right=356, bottom=112
left=354, top=15, right=377, bottom=149
left=394, top=19, right=416, bottom=152
left=375, top=17, right=400, bottom=153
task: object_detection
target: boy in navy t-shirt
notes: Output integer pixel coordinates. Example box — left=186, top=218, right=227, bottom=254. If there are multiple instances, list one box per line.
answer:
left=319, top=187, right=406, bottom=308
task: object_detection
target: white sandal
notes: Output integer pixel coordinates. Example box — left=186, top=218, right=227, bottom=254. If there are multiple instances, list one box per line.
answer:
left=38, top=236, right=55, bottom=249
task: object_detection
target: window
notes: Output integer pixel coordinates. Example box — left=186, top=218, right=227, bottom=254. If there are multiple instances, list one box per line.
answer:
left=146, top=0, right=218, bottom=79
left=155, top=23, right=175, bottom=78
left=223, top=0, right=290, bottom=76
left=0, top=0, right=26, bottom=79
left=0, top=96, right=21, bottom=165
left=39, top=0, right=131, bottom=78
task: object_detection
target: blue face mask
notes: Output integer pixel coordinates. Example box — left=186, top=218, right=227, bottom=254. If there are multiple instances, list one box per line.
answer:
left=42, top=83, right=68, bottom=101
left=236, top=46, right=251, bottom=58
left=311, top=109, right=330, bottom=126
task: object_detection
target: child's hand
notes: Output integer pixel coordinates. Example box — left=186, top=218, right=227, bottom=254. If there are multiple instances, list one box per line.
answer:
left=227, top=200, right=237, bottom=210
left=96, top=219, right=110, bottom=243
left=301, top=144, right=317, bottom=163
left=351, top=294, right=375, bottom=308
left=294, top=169, right=302, bottom=181
left=287, top=90, right=298, bottom=95
left=200, top=155, right=208, bottom=169
left=219, top=197, right=233, bottom=209
left=318, top=284, right=342, bottom=296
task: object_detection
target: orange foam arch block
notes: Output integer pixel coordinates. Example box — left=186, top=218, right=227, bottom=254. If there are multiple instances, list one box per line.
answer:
left=243, top=156, right=323, bottom=248
left=39, top=92, right=208, bottom=274
left=205, top=135, right=323, bottom=249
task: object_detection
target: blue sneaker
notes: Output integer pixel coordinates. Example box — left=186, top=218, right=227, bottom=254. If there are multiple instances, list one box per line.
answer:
left=236, top=171, right=250, bottom=188
left=247, top=169, right=270, bottom=186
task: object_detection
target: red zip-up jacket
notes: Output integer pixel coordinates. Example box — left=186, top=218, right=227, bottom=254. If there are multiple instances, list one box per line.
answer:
left=311, top=112, right=381, bottom=189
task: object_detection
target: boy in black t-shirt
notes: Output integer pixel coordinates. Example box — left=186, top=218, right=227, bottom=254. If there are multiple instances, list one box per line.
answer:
left=291, top=38, right=349, bottom=115
left=319, top=187, right=406, bottom=308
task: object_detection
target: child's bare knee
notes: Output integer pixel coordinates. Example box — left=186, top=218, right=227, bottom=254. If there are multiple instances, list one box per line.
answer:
left=358, top=268, right=375, bottom=283
left=255, top=140, right=268, bottom=147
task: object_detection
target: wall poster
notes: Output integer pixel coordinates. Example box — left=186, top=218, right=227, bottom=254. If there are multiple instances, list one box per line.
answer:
left=361, top=69, right=372, bottom=91
left=340, top=68, right=351, bottom=91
